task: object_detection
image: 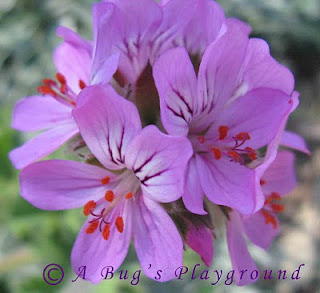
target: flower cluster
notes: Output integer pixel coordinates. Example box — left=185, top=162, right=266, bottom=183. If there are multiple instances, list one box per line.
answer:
left=11, top=0, right=310, bottom=286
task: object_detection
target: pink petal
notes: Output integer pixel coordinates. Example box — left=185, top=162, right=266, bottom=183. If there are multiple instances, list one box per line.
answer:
left=9, top=122, right=78, bottom=169
left=242, top=212, right=280, bottom=250
left=92, top=0, right=162, bottom=84
left=71, top=200, right=132, bottom=284
left=149, top=0, right=198, bottom=63
left=153, top=47, right=197, bottom=136
left=90, top=52, right=120, bottom=85
left=125, top=125, right=193, bottom=203
left=185, top=221, right=213, bottom=267
left=227, top=211, right=258, bottom=286
left=280, top=130, right=311, bottom=155
left=209, top=88, right=293, bottom=149
left=11, top=95, right=72, bottom=132
left=73, top=84, right=142, bottom=170
left=56, top=26, right=92, bottom=54
left=182, top=0, right=225, bottom=56
left=196, top=154, right=264, bottom=215
left=255, top=91, right=300, bottom=184
left=133, top=195, right=183, bottom=282
left=54, top=42, right=91, bottom=94
left=19, top=160, right=115, bottom=210
left=238, top=38, right=294, bottom=96
left=182, top=156, right=207, bottom=215
left=261, top=151, right=297, bottom=196
left=196, top=21, right=249, bottom=126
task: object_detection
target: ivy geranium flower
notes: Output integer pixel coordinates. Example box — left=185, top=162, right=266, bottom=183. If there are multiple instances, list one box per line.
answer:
left=153, top=22, right=296, bottom=215
left=19, top=84, right=193, bottom=283
left=9, top=26, right=119, bottom=169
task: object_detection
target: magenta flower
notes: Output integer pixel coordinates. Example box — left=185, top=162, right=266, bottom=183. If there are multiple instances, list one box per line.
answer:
left=9, top=26, right=119, bottom=169
left=226, top=151, right=297, bottom=285
left=19, top=84, right=193, bottom=283
left=153, top=21, right=296, bottom=215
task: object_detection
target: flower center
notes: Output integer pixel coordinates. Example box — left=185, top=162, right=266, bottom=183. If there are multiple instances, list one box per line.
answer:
left=37, top=72, right=86, bottom=107
left=261, top=191, right=285, bottom=229
left=197, top=125, right=257, bottom=164
left=82, top=172, right=139, bottom=240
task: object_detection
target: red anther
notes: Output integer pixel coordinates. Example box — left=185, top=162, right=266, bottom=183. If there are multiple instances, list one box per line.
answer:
left=197, top=136, right=206, bottom=144
left=227, top=150, right=241, bottom=162
left=288, top=99, right=293, bottom=104
left=42, top=79, right=57, bottom=87
left=115, top=216, right=124, bottom=233
left=83, top=200, right=96, bottom=216
left=60, top=84, right=67, bottom=94
left=125, top=192, right=134, bottom=199
left=211, top=147, right=222, bottom=160
left=260, top=179, right=266, bottom=186
left=271, top=203, right=285, bottom=213
left=105, top=190, right=114, bottom=202
left=264, top=197, right=273, bottom=205
left=218, top=126, right=229, bottom=140
left=85, top=221, right=99, bottom=234
left=269, top=192, right=281, bottom=201
left=37, top=86, right=57, bottom=97
left=79, top=80, right=86, bottom=90
left=235, top=132, right=251, bottom=141
left=56, top=72, right=66, bottom=85
left=70, top=101, right=76, bottom=106
left=102, top=223, right=111, bottom=240
left=245, top=147, right=257, bottom=160
left=261, top=210, right=278, bottom=229
left=101, top=176, right=110, bottom=185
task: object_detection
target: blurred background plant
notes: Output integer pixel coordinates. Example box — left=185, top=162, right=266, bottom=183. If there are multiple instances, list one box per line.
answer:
left=0, top=0, right=319, bottom=292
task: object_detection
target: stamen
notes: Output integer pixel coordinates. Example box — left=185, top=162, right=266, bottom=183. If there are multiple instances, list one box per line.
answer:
left=261, top=210, right=278, bottom=229
left=245, top=147, right=257, bottom=160
left=60, top=84, right=67, bottom=95
left=227, top=150, right=242, bottom=163
left=115, top=216, right=124, bottom=233
left=271, top=203, right=285, bottom=213
left=125, top=192, right=134, bottom=199
left=102, top=223, right=111, bottom=240
left=235, top=132, right=250, bottom=141
left=79, top=80, right=86, bottom=90
left=197, top=136, right=206, bottom=144
left=37, top=86, right=57, bottom=97
left=218, top=126, right=229, bottom=140
left=56, top=72, right=66, bottom=85
left=105, top=190, right=114, bottom=202
left=86, top=221, right=99, bottom=234
left=83, top=200, right=96, bottom=216
left=101, top=176, right=110, bottom=185
left=260, top=179, right=266, bottom=186
left=211, top=147, right=222, bottom=160
left=42, top=79, right=57, bottom=87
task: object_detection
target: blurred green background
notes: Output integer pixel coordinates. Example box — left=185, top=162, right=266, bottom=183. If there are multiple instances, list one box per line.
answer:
left=0, top=0, right=319, bottom=292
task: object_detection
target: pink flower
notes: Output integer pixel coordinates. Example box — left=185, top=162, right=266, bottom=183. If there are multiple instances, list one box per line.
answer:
left=153, top=21, right=296, bottom=215
left=9, top=26, right=119, bottom=169
left=226, top=151, right=297, bottom=285
left=19, top=84, right=193, bottom=283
